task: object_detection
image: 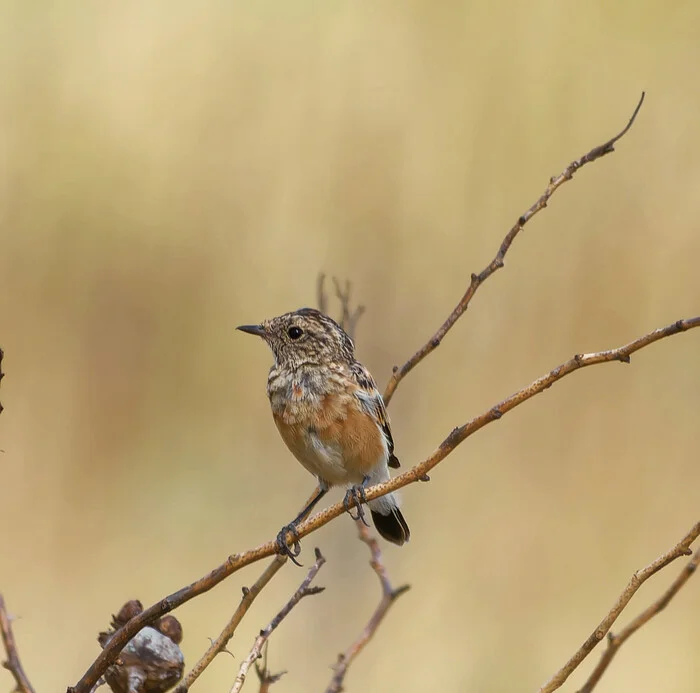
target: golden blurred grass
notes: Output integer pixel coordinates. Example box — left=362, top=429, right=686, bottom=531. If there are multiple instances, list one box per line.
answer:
left=1, top=1, right=699, bottom=691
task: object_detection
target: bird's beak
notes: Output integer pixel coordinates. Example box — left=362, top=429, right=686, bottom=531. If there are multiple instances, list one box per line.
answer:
left=236, top=324, right=266, bottom=338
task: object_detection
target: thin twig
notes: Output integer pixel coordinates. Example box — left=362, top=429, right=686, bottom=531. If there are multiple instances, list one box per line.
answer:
left=325, top=521, right=410, bottom=693
left=0, top=346, right=4, bottom=415
left=576, top=546, right=700, bottom=693
left=316, top=274, right=365, bottom=340
left=175, top=485, right=326, bottom=691
left=67, top=315, right=700, bottom=693
left=382, top=92, right=645, bottom=407
left=0, top=595, right=36, bottom=693
left=173, top=556, right=286, bottom=692
left=539, top=522, right=700, bottom=693
left=229, top=549, right=326, bottom=693
left=254, top=642, right=286, bottom=693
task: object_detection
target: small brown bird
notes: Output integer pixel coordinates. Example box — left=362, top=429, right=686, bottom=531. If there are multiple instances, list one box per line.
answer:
left=238, top=308, right=409, bottom=560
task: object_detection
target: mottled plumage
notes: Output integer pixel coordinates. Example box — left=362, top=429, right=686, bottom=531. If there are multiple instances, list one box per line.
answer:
left=238, top=307, right=409, bottom=554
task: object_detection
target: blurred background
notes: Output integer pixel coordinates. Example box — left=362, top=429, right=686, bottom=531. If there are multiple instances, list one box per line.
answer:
left=1, top=2, right=699, bottom=691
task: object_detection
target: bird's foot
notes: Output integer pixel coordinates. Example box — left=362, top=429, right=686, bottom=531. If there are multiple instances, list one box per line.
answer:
left=343, top=483, right=370, bottom=526
left=276, top=523, right=303, bottom=566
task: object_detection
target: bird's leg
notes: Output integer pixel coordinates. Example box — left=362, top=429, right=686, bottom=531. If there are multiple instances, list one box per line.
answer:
left=343, top=476, right=371, bottom=527
left=276, top=484, right=328, bottom=566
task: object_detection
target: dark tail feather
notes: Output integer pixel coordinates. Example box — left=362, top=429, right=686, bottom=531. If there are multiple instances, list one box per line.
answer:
left=371, top=508, right=410, bottom=546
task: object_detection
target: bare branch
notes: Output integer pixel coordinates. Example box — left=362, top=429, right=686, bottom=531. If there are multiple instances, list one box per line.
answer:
left=316, top=274, right=365, bottom=340
left=0, top=595, right=36, bottom=693
left=254, top=643, right=286, bottom=693
left=540, top=521, right=700, bottom=693
left=0, top=346, right=4, bottom=416
left=325, top=521, right=410, bottom=693
left=175, top=485, right=325, bottom=690
left=382, top=92, right=646, bottom=407
left=173, top=557, right=286, bottom=693
left=229, top=549, right=326, bottom=693
left=67, top=315, right=699, bottom=693
left=575, top=545, right=700, bottom=693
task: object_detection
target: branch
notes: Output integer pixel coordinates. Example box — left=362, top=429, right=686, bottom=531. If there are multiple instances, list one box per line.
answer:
left=0, top=595, right=36, bottom=693
left=382, top=92, right=645, bottom=407
left=0, top=346, right=4, bottom=415
left=325, top=521, right=410, bottom=693
left=229, top=549, right=326, bottom=693
left=67, top=315, right=700, bottom=693
left=575, top=543, right=700, bottom=693
left=175, top=286, right=364, bottom=691
left=316, top=274, right=365, bottom=340
left=540, top=522, right=700, bottom=693
left=254, top=643, right=286, bottom=693
left=173, top=557, right=286, bottom=693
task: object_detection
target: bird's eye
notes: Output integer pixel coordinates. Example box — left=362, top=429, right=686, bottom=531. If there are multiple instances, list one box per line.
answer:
left=288, top=326, right=303, bottom=340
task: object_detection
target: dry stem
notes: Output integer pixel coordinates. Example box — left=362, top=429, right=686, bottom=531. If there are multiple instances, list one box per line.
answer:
left=325, top=520, right=410, bottom=693
left=68, top=315, right=700, bottom=693
left=540, top=522, right=700, bottom=693
left=229, top=549, right=326, bottom=693
left=0, top=595, right=36, bottom=693
left=173, top=557, right=286, bottom=692
left=67, top=92, right=700, bottom=693
left=253, top=643, right=286, bottom=693
left=382, top=92, right=645, bottom=407
left=575, top=544, right=700, bottom=693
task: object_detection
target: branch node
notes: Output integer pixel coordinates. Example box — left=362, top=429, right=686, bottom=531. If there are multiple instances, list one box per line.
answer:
left=419, top=473, right=431, bottom=482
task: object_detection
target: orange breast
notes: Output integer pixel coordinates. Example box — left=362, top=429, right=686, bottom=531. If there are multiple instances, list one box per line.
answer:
left=272, top=391, right=387, bottom=485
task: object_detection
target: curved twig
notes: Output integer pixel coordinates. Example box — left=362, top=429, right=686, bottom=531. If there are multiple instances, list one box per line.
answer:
left=0, top=594, right=36, bottom=693
left=67, top=315, right=699, bottom=693
left=173, top=557, right=286, bottom=693
left=540, top=522, right=700, bottom=693
left=325, top=520, right=410, bottom=693
left=575, top=544, right=700, bottom=693
left=229, top=549, right=326, bottom=693
left=382, top=92, right=645, bottom=406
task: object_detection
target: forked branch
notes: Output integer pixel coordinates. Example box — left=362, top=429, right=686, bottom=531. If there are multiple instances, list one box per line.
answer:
left=0, top=594, right=36, bottom=693
left=325, top=520, right=410, bottom=693
left=382, top=92, right=645, bottom=406
left=575, top=542, right=700, bottom=693
left=67, top=92, right=699, bottom=693
left=229, top=549, right=326, bottom=693
left=67, top=315, right=700, bottom=693
left=172, top=557, right=286, bottom=693
left=540, top=521, right=700, bottom=693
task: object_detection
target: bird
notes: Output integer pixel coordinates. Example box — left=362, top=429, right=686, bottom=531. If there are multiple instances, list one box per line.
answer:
left=237, top=307, right=409, bottom=561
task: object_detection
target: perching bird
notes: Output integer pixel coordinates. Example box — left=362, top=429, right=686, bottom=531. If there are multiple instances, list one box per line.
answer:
left=238, top=308, right=409, bottom=560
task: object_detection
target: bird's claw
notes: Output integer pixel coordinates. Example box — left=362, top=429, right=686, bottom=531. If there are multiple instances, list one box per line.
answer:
left=343, top=485, right=370, bottom=526
left=276, top=523, right=303, bottom=566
